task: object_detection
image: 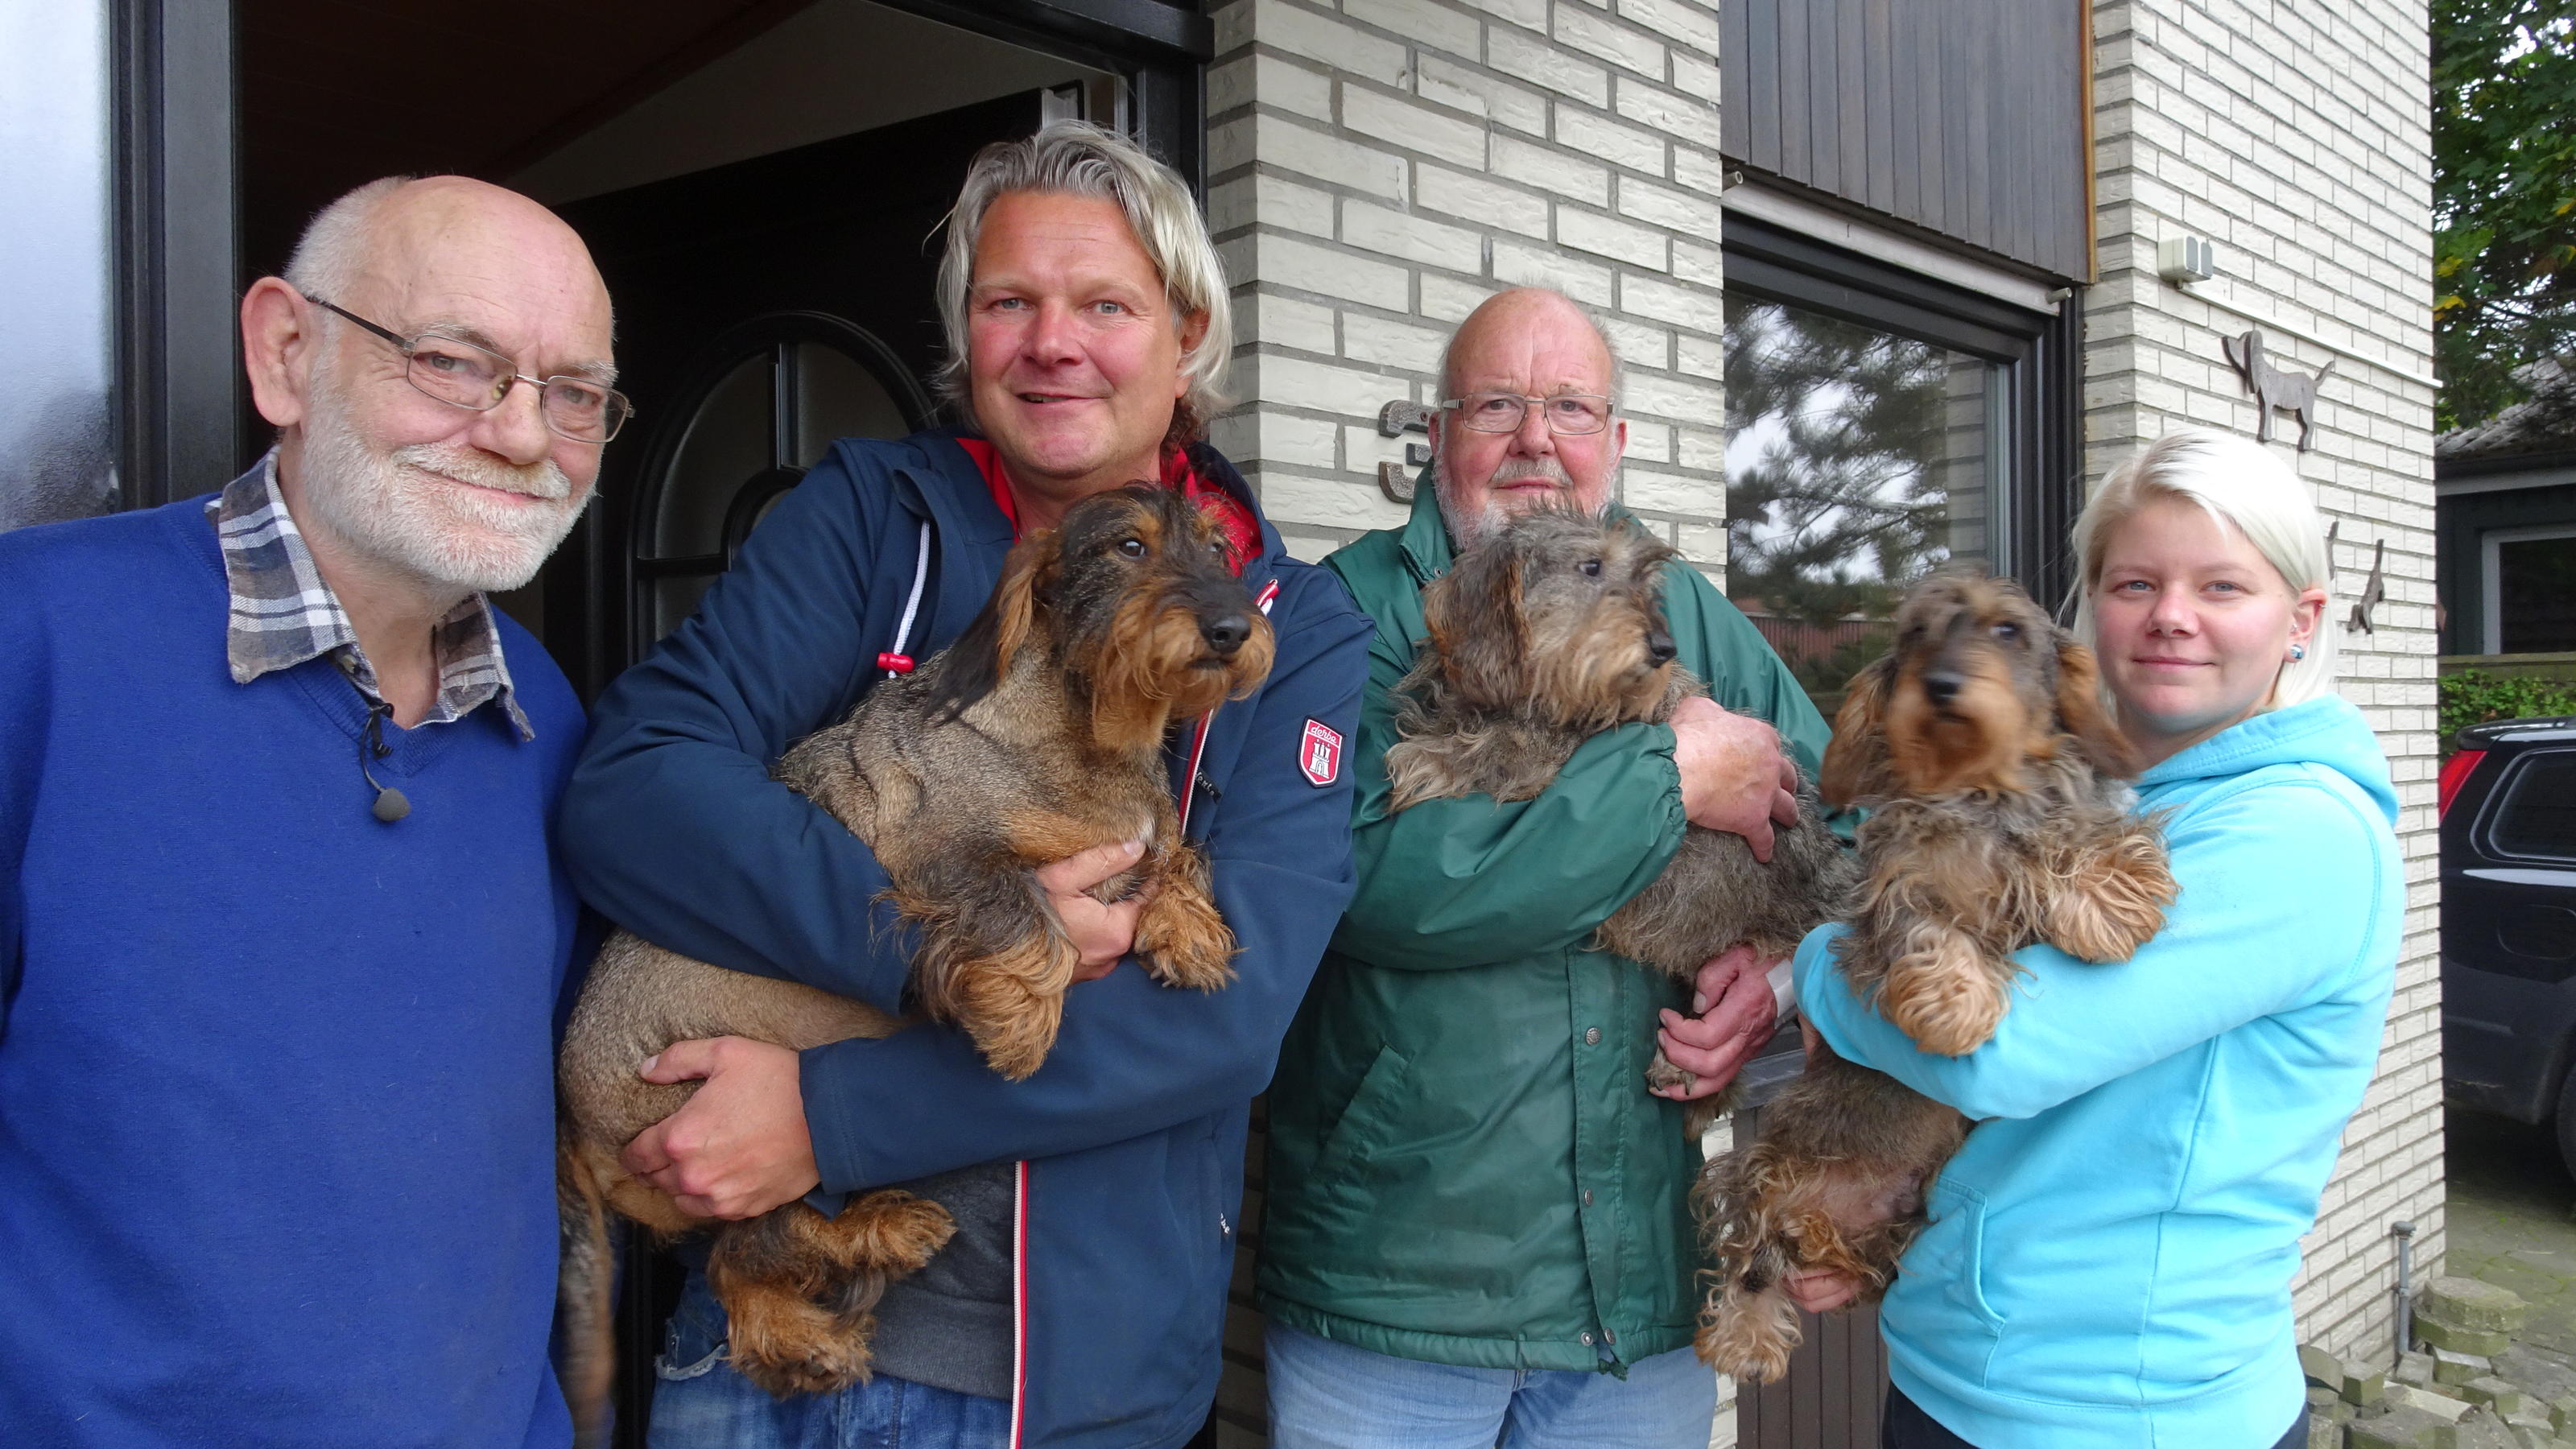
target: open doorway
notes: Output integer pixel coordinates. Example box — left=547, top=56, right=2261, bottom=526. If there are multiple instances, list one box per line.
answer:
left=233, top=0, right=1196, bottom=694
left=229, top=5, right=1202, bottom=1441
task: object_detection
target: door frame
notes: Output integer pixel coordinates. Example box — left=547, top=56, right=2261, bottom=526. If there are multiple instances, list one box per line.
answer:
left=114, top=0, right=1209, bottom=542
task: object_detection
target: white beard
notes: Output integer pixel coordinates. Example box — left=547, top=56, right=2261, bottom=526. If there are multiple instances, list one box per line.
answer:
left=295, top=366, right=591, bottom=596
left=1432, top=452, right=1613, bottom=552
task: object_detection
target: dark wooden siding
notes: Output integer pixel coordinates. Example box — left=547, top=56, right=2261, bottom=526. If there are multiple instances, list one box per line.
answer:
left=1722, top=0, right=2092, bottom=282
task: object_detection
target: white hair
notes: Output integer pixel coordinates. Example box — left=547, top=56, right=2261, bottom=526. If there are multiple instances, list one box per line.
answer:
left=282, top=176, right=416, bottom=304
left=2068, top=428, right=2339, bottom=709
left=935, top=122, right=1230, bottom=431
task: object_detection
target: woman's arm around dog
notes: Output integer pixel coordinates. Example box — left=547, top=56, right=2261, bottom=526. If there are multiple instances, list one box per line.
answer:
left=1794, top=716, right=2401, bottom=1121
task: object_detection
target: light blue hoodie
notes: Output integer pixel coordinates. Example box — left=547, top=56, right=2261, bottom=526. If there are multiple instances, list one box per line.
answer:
left=1794, top=696, right=2402, bottom=1449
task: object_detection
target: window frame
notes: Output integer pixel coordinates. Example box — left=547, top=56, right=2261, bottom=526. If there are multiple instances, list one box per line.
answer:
left=1722, top=213, right=2084, bottom=609
left=2479, top=746, right=2576, bottom=865
left=2481, top=522, right=2576, bottom=655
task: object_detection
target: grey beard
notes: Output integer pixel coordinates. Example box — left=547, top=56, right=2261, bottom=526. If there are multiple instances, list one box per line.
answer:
left=296, top=366, right=588, bottom=597
left=1431, top=452, right=1613, bottom=553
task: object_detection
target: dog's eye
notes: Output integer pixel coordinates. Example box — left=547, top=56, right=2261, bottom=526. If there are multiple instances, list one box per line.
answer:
left=1118, top=538, right=1147, bottom=559
left=1579, top=558, right=1602, bottom=577
left=1992, top=621, right=2023, bottom=644
left=1208, top=538, right=1226, bottom=556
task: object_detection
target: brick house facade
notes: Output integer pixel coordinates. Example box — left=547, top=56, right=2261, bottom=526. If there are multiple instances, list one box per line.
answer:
left=1, top=1, right=2438, bottom=1444
left=1204, top=0, right=2439, bottom=1440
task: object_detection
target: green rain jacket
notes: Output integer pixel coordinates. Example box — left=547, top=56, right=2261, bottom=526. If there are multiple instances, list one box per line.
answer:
left=1254, top=481, right=1831, bottom=1372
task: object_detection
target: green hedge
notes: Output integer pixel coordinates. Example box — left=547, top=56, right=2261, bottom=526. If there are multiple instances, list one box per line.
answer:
left=2441, top=670, right=2576, bottom=749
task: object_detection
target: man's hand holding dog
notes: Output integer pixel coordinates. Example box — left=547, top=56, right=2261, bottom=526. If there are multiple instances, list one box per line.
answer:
left=1652, top=943, right=1782, bottom=1101
left=1037, top=838, right=1150, bottom=981
left=622, top=841, right=1155, bottom=1220
left=1670, top=697, right=1799, bottom=863
left=626, top=1038, right=819, bottom=1219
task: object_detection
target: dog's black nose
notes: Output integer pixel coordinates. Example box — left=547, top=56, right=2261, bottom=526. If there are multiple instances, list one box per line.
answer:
left=1922, top=670, right=1965, bottom=706
left=1645, top=630, right=1676, bottom=665
left=1201, top=613, right=1251, bottom=656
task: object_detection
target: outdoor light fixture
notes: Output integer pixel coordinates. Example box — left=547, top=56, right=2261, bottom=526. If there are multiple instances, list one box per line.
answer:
left=2158, top=235, right=2219, bottom=284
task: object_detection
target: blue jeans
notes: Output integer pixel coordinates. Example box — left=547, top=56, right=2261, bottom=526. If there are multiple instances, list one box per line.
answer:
left=646, top=1272, right=1009, bottom=1449
left=1263, top=1323, right=1719, bottom=1449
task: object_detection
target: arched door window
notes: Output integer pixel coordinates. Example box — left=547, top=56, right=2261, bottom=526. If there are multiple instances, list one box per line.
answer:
left=630, top=312, right=934, bottom=647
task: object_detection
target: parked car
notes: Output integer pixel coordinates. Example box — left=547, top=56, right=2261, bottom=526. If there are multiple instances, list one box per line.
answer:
left=2440, top=715, right=2576, bottom=1174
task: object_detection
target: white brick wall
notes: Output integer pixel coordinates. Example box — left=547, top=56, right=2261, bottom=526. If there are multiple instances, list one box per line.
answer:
left=2085, top=0, right=2442, bottom=1369
left=1206, top=0, right=1733, bottom=572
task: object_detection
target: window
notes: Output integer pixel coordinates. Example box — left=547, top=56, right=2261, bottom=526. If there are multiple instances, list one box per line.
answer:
left=2491, top=749, right=2576, bottom=862
left=1722, top=215, right=2079, bottom=716
left=2485, top=525, right=2576, bottom=654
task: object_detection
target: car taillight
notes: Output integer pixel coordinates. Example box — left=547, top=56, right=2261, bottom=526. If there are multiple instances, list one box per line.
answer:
left=2439, top=749, right=2486, bottom=819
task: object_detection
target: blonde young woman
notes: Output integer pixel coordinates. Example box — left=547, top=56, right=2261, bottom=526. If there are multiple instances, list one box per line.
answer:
left=1786, top=429, right=2403, bottom=1449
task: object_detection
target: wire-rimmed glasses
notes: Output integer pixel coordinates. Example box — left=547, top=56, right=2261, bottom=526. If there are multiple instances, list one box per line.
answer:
left=1440, top=392, right=1616, bottom=436
left=304, top=295, right=633, bottom=444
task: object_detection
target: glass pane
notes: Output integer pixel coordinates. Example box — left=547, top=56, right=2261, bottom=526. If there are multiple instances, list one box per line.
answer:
left=2498, top=534, right=2576, bottom=654
left=792, top=343, right=910, bottom=466
left=652, top=355, right=771, bottom=559
left=654, top=573, right=718, bottom=643
left=0, top=3, right=115, bottom=530
left=2495, top=751, right=2576, bottom=861
left=1723, top=295, right=2003, bottom=716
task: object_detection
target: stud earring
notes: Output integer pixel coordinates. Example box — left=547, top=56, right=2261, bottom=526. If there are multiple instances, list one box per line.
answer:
left=2289, top=643, right=2307, bottom=662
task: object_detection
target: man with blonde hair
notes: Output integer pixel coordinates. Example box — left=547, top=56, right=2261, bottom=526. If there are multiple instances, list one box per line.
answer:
left=0, top=175, right=619, bottom=1445
left=559, top=122, right=1368, bottom=1448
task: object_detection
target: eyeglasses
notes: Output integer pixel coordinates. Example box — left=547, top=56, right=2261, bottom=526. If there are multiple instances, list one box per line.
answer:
left=303, top=295, right=633, bottom=444
left=1440, top=392, right=1616, bottom=436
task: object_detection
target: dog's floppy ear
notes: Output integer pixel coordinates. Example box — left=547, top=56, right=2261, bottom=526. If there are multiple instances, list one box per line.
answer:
left=1424, top=543, right=1530, bottom=708
left=2051, top=632, right=2139, bottom=778
left=1819, top=650, right=1897, bottom=807
left=926, top=530, right=1057, bottom=723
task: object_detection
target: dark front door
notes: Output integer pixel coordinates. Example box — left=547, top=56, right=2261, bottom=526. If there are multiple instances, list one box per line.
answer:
left=537, top=90, right=1055, bottom=1444
left=542, top=89, right=1058, bottom=699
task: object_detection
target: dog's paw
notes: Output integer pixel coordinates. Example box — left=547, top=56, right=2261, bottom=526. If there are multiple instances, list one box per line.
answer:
left=824, top=1191, right=957, bottom=1277
left=726, top=1288, right=873, bottom=1398
left=1696, top=1286, right=1803, bottom=1384
left=1882, top=935, right=2008, bottom=1056
left=1135, top=874, right=1237, bottom=992
left=2046, top=832, right=2178, bottom=963
left=1645, top=1051, right=1696, bottom=1096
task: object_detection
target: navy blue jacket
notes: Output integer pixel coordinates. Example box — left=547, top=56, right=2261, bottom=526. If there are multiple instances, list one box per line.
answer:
left=557, top=430, right=1369, bottom=1447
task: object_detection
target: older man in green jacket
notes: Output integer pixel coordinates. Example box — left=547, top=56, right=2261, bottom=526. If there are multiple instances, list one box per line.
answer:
left=1257, top=287, right=1834, bottom=1447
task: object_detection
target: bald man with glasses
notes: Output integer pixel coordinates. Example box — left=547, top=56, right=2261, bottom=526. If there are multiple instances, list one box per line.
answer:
left=1256, top=287, right=1831, bottom=1448
left=0, top=175, right=615, bottom=1447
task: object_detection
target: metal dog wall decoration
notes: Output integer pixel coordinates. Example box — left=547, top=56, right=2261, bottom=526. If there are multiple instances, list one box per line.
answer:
left=2223, top=328, right=2334, bottom=452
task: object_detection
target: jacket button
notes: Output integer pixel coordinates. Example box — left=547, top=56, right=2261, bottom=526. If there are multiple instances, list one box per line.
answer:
left=1583, top=1027, right=1600, bottom=1045
left=1579, top=1331, right=1594, bottom=1347
left=1604, top=1328, right=1617, bottom=1345
left=1582, top=1188, right=1594, bottom=1207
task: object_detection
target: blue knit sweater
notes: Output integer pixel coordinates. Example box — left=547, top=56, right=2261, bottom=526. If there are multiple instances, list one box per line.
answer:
left=0, top=497, right=585, bottom=1447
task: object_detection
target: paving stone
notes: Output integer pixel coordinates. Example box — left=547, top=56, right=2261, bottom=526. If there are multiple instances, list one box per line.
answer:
left=2427, top=1319, right=2520, bottom=1359
left=2446, top=1351, right=2502, bottom=1386
left=2390, top=1383, right=2475, bottom=1422
left=2351, top=1409, right=2447, bottom=1448
left=2347, top=1366, right=2391, bottom=1407
left=2504, top=1426, right=2553, bottom=1449
left=2496, top=1347, right=2576, bottom=1403
left=2398, top=1352, right=2442, bottom=1389
left=2504, top=1402, right=2558, bottom=1436
left=2555, top=1393, right=2576, bottom=1432
left=2352, top=1407, right=2450, bottom=1447
left=2311, top=1345, right=2354, bottom=1387
left=2428, top=1278, right=2537, bottom=1336
left=2472, top=1378, right=2538, bottom=1416
left=2446, top=1410, right=2522, bottom=1449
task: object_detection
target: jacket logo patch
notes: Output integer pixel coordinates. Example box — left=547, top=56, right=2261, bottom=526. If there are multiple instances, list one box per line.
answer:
left=1298, top=720, right=1343, bottom=787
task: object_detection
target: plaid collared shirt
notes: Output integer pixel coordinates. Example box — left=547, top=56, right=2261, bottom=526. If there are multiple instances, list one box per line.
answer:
left=209, top=452, right=535, bottom=740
